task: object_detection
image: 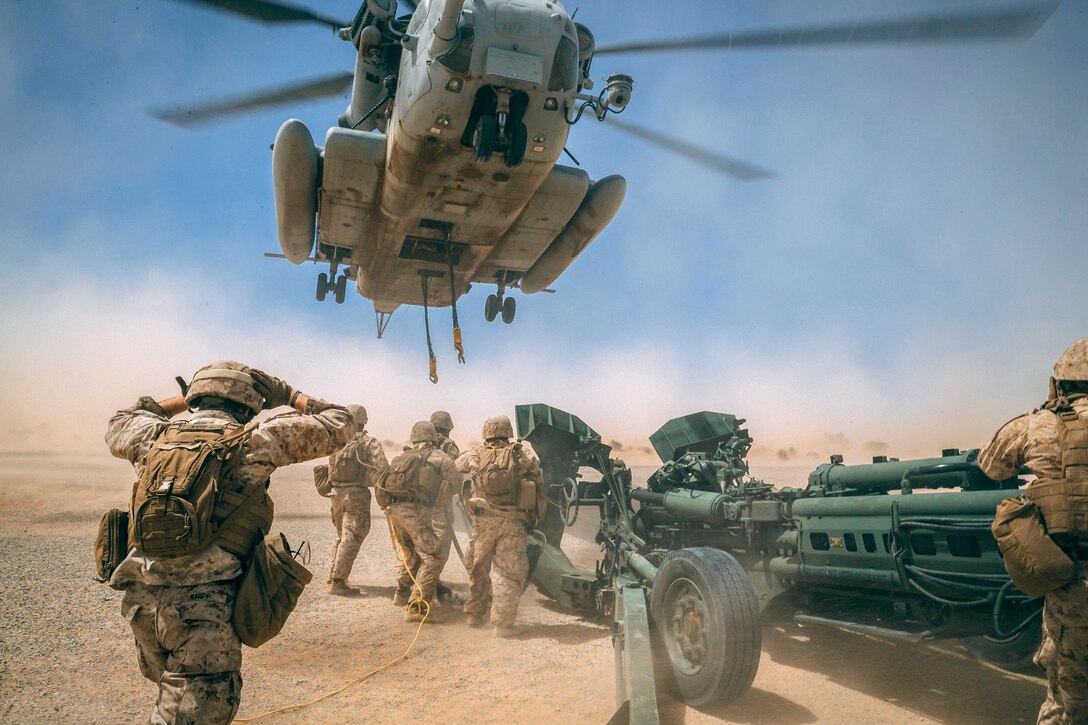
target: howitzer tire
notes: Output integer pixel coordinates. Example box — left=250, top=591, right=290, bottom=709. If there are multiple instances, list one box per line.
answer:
left=650, top=547, right=760, bottom=707
left=961, top=622, right=1043, bottom=675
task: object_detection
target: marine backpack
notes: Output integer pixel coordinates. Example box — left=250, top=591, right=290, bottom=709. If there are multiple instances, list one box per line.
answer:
left=329, top=435, right=373, bottom=486
left=375, top=447, right=443, bottom=508
left=129, top=419, right=271, bottom=559
left=1026, top=401, right=1088, bottom=541
left=474, top=445, right=516, bottom=503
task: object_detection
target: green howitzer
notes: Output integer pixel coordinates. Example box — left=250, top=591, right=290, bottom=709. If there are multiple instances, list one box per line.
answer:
left=518, top=403, right=1038, bottom=725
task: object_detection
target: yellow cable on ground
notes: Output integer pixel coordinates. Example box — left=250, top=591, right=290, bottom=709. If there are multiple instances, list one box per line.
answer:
left=234, top=520, right=429, bottom=722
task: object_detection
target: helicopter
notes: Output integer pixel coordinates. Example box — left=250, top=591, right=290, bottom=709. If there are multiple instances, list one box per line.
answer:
left=157, top=0, right=1055, bottom=381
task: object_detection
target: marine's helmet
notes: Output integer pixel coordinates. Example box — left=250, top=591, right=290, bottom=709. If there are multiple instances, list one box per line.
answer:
left=430, top=410, right=454, bottom=433
left=410, top=421, right=439, bottom=444
left=347, top=404, right=368, bottom=427
left=184, top=361, right=263, bottom=414
left=1054, top=339, right=1088, bottom=382
left=482, top=415, right=513, bottom=441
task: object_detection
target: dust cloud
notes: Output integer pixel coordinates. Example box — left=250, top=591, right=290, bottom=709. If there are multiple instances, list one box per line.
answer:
left=0, top=269, right=1025, bottom=463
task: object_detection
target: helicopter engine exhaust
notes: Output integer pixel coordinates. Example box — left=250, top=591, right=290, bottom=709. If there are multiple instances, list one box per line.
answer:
left=520, top=175, right=627, bottom=295
left=272, top=119, right=320, bottom=264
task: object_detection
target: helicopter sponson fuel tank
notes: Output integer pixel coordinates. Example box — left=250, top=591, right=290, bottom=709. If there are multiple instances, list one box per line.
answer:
left=272, top=119, right=320, bottom=263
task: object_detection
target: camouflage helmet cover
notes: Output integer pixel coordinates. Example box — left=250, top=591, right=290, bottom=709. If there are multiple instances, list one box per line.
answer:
left=184, top=360, right=263, bottom=414
left=430, top=410, right=454, bottom=431
left=482, top=415, right=513, bottom=440
left=1054, top=338, right=1088, bottom=381
left=410, top=421, right=439, bottom=444
left=347, top=404, right=368, bottom=427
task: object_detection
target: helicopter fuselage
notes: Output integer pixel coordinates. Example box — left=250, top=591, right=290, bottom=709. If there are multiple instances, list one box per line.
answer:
left=275, top=0, right=624, bottom=315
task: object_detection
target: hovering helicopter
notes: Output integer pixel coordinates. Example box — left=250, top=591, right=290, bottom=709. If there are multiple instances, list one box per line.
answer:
left=158, top=0, right=1055, bottom=381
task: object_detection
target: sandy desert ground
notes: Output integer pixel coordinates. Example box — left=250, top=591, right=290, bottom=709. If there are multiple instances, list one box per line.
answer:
left=0, top=452, right=1047, bottom=724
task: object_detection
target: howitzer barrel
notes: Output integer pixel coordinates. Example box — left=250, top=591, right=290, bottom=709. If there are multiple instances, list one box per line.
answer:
left=807, top=451, right=1004, bottom=493
left=631, top=488, right=734, bottom=524
left=790, top=488, right=1016, bottom=517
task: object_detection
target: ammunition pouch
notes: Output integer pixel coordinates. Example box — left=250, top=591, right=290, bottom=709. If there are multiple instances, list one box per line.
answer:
left=233, top=532, right=313, bottom=648
left=212, top=482, right=275, bottom=559
left=93, top=508, right=129, bottom=583
left=313, top=464, right=333, bottom=498
left=992, top=495, right=1075, bottom=596
left=519, top=478, right=537, bottom=512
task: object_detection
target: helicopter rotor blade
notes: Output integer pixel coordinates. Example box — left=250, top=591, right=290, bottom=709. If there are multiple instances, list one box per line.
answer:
left=168, top=0, right=350, bottom=31
left=605, top=117, right=775, bottom=182
left=593, top=3, right=1057, bottom=56
left=150, top=72, right=354, bottom=126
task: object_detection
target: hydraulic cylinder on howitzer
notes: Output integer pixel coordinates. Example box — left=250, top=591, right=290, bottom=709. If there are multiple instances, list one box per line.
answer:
left=631, top=487, right=741, bottom=524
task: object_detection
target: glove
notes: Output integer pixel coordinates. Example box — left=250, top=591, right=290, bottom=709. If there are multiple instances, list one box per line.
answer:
left=250, top=369, right=294, bottom=410
left=135, top=396, right=169, bottom=418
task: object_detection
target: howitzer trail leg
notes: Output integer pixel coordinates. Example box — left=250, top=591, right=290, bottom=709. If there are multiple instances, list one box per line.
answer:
left=613, top=583, right=660, bottom=725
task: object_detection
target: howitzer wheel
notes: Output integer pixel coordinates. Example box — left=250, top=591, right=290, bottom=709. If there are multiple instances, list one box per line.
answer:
left=650, top=547, right=760, bottom=707
left=559, top=477, right=579, bottom=526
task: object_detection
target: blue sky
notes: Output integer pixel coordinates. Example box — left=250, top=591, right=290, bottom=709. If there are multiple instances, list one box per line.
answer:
left=0, top=1, right=1085, bottom=461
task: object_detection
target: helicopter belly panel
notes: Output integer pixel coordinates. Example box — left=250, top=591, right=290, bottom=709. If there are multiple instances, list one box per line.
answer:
left=476, top=164, right=589, bottom=274
left=317, top=128, right=386, bottom=251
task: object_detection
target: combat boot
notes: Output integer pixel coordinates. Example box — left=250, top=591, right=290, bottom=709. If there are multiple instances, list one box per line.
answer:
left=392, top=589, right=411, bottom=606
left=404, top=600, right=441, bottom=623
left=437, top=582, right=466, bottom=605
left=329, top=579, right=359, bottom=596
left=493, top=624, right=520, bottom=638
left=465, top=614, right=485, bottom=627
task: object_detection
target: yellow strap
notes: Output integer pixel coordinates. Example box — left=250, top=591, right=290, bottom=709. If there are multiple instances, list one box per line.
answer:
left=454, top=326, right=465, bottom=365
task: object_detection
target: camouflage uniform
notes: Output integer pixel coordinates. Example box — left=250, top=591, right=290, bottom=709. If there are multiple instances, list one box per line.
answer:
left=385, top=442, right=461, bottom=609
left=108, top=400, right=352, bottom=724
left=327, top=431, right=388, bottom=584
left=981, top=395, right=1088, bottom=725
left=432, top=435, right=462, bottom=572
left=456, top=437, right=546, bottom=627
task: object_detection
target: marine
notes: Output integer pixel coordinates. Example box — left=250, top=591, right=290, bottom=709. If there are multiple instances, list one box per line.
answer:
left=324, top=404, right=388, bottom=596
left=455, top=415, right=547, bottom=637
left=428, top=410, right=463, bottom=601
left=980, top=339, right=1088, bottom=724
left=376, top=421, right=460, bottom=622
left=105, top=362, right=352, bottom=724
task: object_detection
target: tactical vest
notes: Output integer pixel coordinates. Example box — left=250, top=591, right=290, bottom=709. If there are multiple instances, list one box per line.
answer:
left=1026, top=402, right=1088, bottom=541
left=329, top=434, right=372, bottom=486
left=129, top=420, right=273, bottom=560
left=375, top=447, right=443, bottom=508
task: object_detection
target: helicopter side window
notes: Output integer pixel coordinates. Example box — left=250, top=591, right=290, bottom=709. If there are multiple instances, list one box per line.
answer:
left=548, top=35, right=578, bottom=92
left=437, top=26, right=474, bottom=74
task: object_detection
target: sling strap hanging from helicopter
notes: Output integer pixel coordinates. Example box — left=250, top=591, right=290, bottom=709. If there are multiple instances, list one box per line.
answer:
left=419, top=273, right=439, bottom=384
left=445, top=236, right=466, bottom=365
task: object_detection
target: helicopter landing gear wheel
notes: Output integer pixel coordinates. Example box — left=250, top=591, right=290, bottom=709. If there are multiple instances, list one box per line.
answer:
left=484, top=293, right=500, bottom=322
left=473, top=115, right=496, bottom=162
left=334, top=274, right=347, bottom=304
left=316, top=272, right=329, bottom=302
left=504, top=121, right=527, bottom=168
left=650, top=547, right=761, bottom=708
left=501, top=295, right=516, bottom=324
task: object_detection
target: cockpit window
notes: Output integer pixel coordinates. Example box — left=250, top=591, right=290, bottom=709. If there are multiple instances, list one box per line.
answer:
left=548, top=35, right=578, bottom=92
